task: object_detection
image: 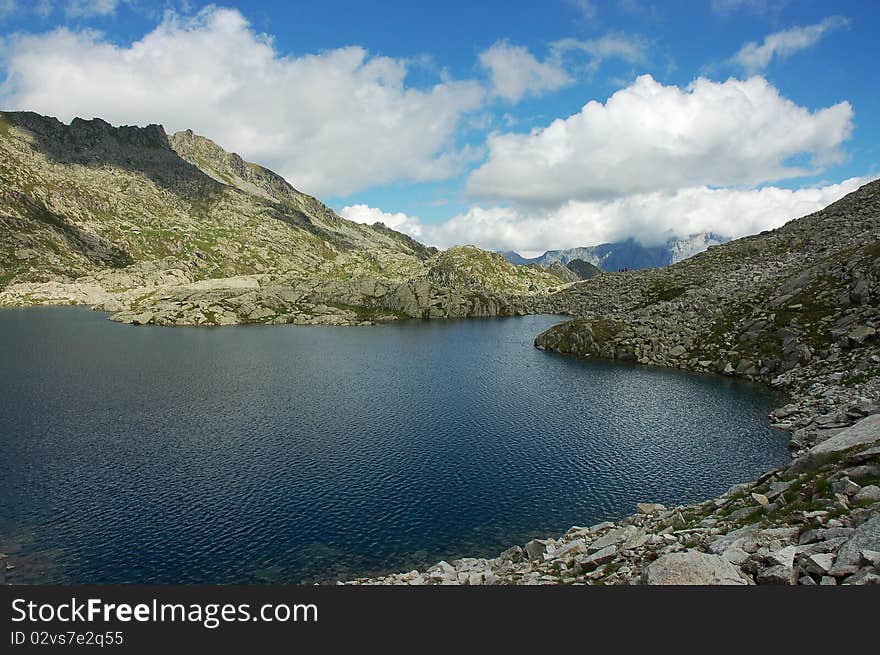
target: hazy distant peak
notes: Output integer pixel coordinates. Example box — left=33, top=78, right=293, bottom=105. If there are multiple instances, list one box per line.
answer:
left=501, top=233, right=731, bottom=272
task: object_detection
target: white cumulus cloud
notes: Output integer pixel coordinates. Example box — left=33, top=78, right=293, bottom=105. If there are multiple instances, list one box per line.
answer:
left=733, top=16, right=849, bottom=73
left=478, top=40, right=572, bottom=103
left=0, top=7, right=485, bottom=197
left=466, top=74, right=853, bottom=206
left=478, top=35, right=648, bottom=103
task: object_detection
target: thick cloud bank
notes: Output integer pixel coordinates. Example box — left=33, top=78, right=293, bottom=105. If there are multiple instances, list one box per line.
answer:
left=466, top=75, right=853, bottom=206
left=346, top=178, right=869, bottom=253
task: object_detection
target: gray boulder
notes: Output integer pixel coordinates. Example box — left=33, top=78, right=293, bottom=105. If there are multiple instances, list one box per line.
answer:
left=756, top=565, right=796, bottom=585
left=636, top=502, right=667, bottom=514
left=642, top=551, right=749, bottom=585
left=847, top=325, right=876, bottom=345
left=853, top=485, right=880, bottom=504
left=829, top=516, right=880, bottom=577
left=577, top=545, right=618, bottom=571
left=524, top=539, right=551, bottom=562
left=790, top=415, right=880, bottom=473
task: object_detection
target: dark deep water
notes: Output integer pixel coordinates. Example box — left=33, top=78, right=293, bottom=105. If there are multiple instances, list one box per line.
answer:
left=0, top=307, right=789, bottom=584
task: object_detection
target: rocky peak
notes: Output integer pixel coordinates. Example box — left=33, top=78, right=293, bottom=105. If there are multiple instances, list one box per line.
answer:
left=2, top=112, right=171, bottom=152
left=426, top=245, right=570, bottom=294
left=69, top=116, right=169, bottom=150
left=168, top=127, right=350, bottom=231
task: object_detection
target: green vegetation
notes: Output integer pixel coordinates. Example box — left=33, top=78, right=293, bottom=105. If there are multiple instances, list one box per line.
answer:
left=638, top=279, right=687, bottom=308
left=590, top=317, right=625, bottom=348
left=771, top=277, right=838, bottom=346
left=844, top=370, right=880, bottom=386
left=703, top=303, right=749, bottom=347
left=565, top=259, right=601, bottom=280
left=715, top=489, right=751, bottom=518
left=541, top=317, right=626, bottom=356
left=326, top=302, right=409, bottom=322
left=601, top=561, right=622, bottom=576
left=427, top=245, right=565, bottom=295
left=864, top=240, right=880, bottom=259
left=0, top=268, right=23, bottom=288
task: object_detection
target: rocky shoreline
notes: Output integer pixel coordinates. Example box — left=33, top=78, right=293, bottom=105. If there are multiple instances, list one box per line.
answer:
left=0, top=270, right=554, bottom=327
left=0, top=245, right=575, bottom=328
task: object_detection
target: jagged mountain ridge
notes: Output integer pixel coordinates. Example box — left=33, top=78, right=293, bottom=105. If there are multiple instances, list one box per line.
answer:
left=0, top=111, right=572, bottom=325
left=502, top=233, right=728, bottom=271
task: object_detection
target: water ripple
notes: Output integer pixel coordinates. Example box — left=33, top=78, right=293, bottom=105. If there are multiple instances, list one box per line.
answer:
left=0, top=308, right=789, bottom=584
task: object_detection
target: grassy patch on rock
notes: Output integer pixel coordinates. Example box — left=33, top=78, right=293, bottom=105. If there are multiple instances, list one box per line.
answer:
left=636, top=279, right=687, bottom=308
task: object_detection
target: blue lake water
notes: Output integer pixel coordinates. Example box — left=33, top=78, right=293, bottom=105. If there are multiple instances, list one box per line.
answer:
left=0, top=307, right=789, bottom=583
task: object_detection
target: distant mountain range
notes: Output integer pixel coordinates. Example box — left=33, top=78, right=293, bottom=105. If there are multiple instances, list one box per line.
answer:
left=502, top=233, right=729, bottom=271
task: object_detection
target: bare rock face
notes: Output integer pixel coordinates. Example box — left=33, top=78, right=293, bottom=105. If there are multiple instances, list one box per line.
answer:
left=642, top=552, right=750, bottom=585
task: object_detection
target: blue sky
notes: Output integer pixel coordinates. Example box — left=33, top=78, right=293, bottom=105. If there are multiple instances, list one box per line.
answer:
left=1, top=0, right=877, bottom=254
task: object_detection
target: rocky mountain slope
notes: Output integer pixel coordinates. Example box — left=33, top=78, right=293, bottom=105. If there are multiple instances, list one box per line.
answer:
left=503, top=233, right=728, bottom=272
left=348, top=179, right=880, bottom=585
left=0, top=111, right=571, bottom=325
